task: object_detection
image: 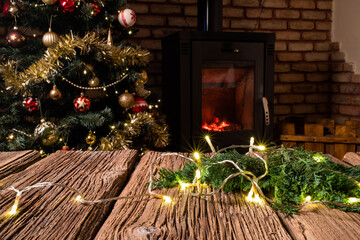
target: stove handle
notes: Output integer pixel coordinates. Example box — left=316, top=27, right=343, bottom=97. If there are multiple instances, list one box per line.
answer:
left=262, top=97, right=270, bottom=126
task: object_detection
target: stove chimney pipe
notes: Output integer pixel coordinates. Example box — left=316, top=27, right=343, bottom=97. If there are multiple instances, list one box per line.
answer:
left=197, top=0, right=222, bottom=32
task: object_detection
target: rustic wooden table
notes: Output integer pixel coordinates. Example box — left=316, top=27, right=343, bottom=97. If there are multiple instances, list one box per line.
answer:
left=0, top=150, right=359, bottom=239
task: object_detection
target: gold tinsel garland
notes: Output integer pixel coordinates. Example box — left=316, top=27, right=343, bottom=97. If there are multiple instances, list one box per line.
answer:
left=100, top=112, right=170, bottom=150
left=0, top=33, right=150, bottom=93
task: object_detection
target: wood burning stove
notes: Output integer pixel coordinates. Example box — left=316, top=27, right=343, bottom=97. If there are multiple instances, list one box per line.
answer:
left=162, top=1, right=275, bottom=151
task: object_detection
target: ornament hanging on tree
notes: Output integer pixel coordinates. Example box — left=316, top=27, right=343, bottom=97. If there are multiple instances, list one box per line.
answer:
left=2, top=2, right=11, bottom=17
left=59, top=0, right=75, bottom=13
left=61, top=145, right=70, bottom=151
left=34, top=119, right=59, bottom=146
left=7, top=2, right=18, bottom=17
left=74, top=93, right=91, bottom=112
left=42, top=0, right=57, bottom=4
left=90, top=3, right=100, bottom=16
left=88, top=77, right=100, bottom=87
left=131, top=96, right=148, bottom=113
left=49, top=85, right=62, bottom=100
left=138, top=70, right=148, bottom=84
left=118, top=8, right=136, bottom=28
left=7, top=26, right=26, bottom=48
left=7, top=133, right=15, bottom=142
left=118, top=91, right=134, bottom=108
left=22, top=96, right=40, bottom=112
left=106, top=28, right=113, bottom=46
left=42, top=28, right=59, bottom=47
left=85, top=130, right=96, bottom=145
left=135, top=81, right=151, bottom=99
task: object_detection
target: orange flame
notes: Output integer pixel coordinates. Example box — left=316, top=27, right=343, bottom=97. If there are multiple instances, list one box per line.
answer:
left=202, top=117, right=240, bottom=132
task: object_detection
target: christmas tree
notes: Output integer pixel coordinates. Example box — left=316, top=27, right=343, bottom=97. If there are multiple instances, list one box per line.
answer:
left=0, top=0, right=169, bottom=153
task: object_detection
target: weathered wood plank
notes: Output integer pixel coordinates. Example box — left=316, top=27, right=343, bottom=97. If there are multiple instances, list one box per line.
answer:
left=342, top=152, right=360, bottom=166
left=0, top=150, right=138, bottom=240
left=280, top=135, right=360, bottom=144
left=304, top=124, right=324, bottom=153
left=0, top=150, right=41, bottom=180
left=95, top=152, right=292, bottom=240
left=278, top=204, right=360, bottom=240
left=334, top=125, right=356, bottom=160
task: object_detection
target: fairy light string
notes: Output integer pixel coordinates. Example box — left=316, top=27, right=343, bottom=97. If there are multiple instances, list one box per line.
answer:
left=2, top=137, right=360, bottom=217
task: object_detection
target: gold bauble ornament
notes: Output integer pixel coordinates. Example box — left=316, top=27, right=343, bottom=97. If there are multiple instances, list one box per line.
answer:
left=139, top=70, right=148, bottom=84
left=118, top=92, right=134, bottom=108
left=88, top=77, right=100, bottom=87
left=34, top=119, right=59, bottom=146
left=49, top=85, right=62, bottom=100
left=85, top=130, right=96, bottom=145
left=42, top=29, right=59, bottom=47
left=42, top=0, right=58, bottom=4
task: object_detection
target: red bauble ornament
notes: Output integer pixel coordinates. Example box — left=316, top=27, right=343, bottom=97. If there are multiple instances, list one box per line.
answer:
left=59, top=0, right=75, bottom=13
left=7, top=27, right=26, bottom=48
left=74, top=93, right=91, bottom=112
left=118, top=8, right=136, bottom=28
left=91, top=3, right=100, bottom=16
left=2, top=2, right=11, bottom=17
left=23, top=97, right=40, bottom=112
left=131, top=96, right=148, bottom=113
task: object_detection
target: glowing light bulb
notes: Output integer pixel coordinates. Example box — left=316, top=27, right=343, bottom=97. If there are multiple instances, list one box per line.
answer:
left=75, top=195, right=83, bottom=202
left=205, top=135, right=216, bottom=153
left=195, top=169, right=201, bottom=179
left=348, top=197, right=360, bottom=203
left=162, top=195, right=172, bottom=204
left=83, top=70, right=87, bottom=75
left=305, top=196, right=311, bottom=202
left=110, top=125, right=116, bottom=130
left=250, top=137, right=254, bottom=146
left=258, top=145, right=266, bottom=151
left=8, top=204, right=18, bottom=216
left=193, top=152, right=201, bottom=162
left=179, top=181, right=191, bottom=191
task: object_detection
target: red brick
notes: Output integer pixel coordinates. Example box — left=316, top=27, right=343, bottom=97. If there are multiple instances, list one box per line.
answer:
left=168, top=17, right=197, bottom=27
left=331, top=84, right=339, bottom=93
left=290, top=0, right=315, bottom=9
left=288, top=42, right=313, bottom=51
left=275, top=9, right=300, bottom=19
left=292, top=104, right=317, bottom=114
left=150, top=4, right=181, bottom=14
left=224, top=7, right=244, bottom=17
left=276, top=31, right=301, bottom=40
left=277, top=52, right=303, bottom=61
left=233, top=0, right=259, bottom=7
left=223, top=0, right=231, bottom=5
left=125, top=3, right=149, bottom=13
left=275, top=42, right=287, bottom=51
left=292, top=63, right=317, bottom=72
left=332, top=95, right=351, bottom=105
left=263, top=0, right=288, bottom=8
left=184, top=6, right=197, bottom=16
left=317, top=105, right=330, bottom=114
left=304, top=52, right=329, bottom=61
left=274, top=84, right=292, bottom=93
left=223, top=19, right=231, bottom=28
left=316, top=22, right=331, bottom=31
left=331, top=63, right=345, bottom=72
left=314, top=42, right=330, bottom=51
left=135, top=28, right=151, bottom=38
left=274, top=105, right=291, bottom=115
left=351, top=74, right=360, bottom=83
left=305, top=94, right=329, bottom=103
left=138, top=0, right=166, bottom=2
left=302, top=32, right=327, bottom=40
left=351, top=96, right=360, bottom=105
left=136, top=16, right=166, bottom=26
left=152, top=28, right=180, bottom=38
left=339, top=105, right=360, bottom=116
left=279, top=94, right=304, bottom=104
left=231, top=20, right=257, bottom=29
left=317, top=1, right=332, bottom=10
left=344, top=63, right=354, bottom=72
left=260, top=20, right=287, bottom=29
left=306, top=73, right=330, bottom=82
left=289, top=21, right=314, bottom=30
left=169, top=0, right=196, bottom=3
left=246, top=9, right=272, bottom=18
left=275, top=63, right=291, bottom=72
left=317, top=84, right=329, bottom=92
left=331, top=42, right=340, bottom=51
left=318, top=63, right=330, bottom=72
left=278, top=73, right=305, bottom=82
left=340, top=84, right=359, bottom=94
left=293, top=84, right=317, bottom=93
left=331, top=52, right=345, bottom=62
left=302, top=10, right=326, bottom=20
left=140, top=39, right=162, bottom=50
left=332, top=73, right=352, bottom=83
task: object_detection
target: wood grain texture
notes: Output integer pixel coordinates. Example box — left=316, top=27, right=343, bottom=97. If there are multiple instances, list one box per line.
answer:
left=95, top=151, right=292, bottom=240
left=0, top=151, right=41, bottom=180
left=278, top=204, right=360, bottom=240
left=342, top=152, right=360, bottom=166
left=0, top=150, right=138, bottom=240
left=304, top=124, right=324, bottom=153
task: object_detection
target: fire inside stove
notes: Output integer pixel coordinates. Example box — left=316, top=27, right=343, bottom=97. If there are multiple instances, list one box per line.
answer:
left=201, top=63, right=254, bottom=132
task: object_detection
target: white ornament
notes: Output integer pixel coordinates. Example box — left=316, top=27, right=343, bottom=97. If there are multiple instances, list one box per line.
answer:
left=118, top=8, right=136, bottom=28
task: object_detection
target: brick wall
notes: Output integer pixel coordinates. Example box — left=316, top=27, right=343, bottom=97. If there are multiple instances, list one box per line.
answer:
left=130, top=0, right=341, bottom=125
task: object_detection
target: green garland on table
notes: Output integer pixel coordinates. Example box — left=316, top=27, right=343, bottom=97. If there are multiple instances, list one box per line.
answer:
left=153, top=147, right=360, bottom=215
